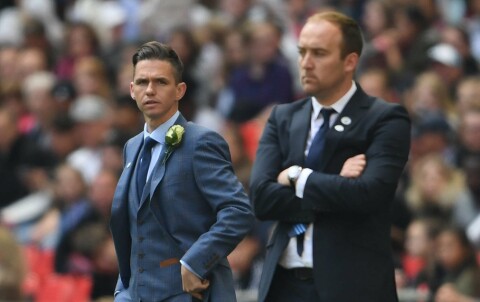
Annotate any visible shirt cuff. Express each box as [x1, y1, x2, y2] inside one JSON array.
[[180, 259, 203, 279], [296, 168, 313, 198]]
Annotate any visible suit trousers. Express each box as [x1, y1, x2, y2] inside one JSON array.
[[265, 266, 319, 302]]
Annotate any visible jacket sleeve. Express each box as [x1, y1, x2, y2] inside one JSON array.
[[250, 106, 316, 223], [180, 130, 255, 278]]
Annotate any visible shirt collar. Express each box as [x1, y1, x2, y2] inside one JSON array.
[[311, 81, 357, 119], [143, 111, 180, 144]]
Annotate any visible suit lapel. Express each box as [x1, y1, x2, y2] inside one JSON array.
[[147, 148, 167, 202], [290, 100, 312, 165], [111, 133, 143, 218], [110, 132, 143, 284], [319, 87, 373, 171], [140, 114, 189, 208]]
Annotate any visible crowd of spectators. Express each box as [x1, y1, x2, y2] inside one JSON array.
[[1, 0, 480, 301]]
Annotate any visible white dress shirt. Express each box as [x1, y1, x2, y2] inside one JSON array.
[[279, 81, 356, 269]]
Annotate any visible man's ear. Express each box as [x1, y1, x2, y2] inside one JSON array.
[[176, 82, 187, 101], [344, 53, 359, 73], [130, 82, 135, 100]]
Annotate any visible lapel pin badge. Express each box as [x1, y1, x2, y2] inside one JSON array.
[[334, 125, 345, 132], [126, 162, 132, 169], [341, 116, 352, 125]]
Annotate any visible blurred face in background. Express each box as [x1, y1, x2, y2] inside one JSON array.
[[441, 27, 470, 58], [22, 73, 57, 125], [0, 47, 19, 83], [436, 231, 468, 271], [417, 157, 448, 201], [17, 48, 48, 81], [168, 29, 197, 66], [362, 0, 391, 38], [75, 119, 109, 148], [221, 0, 251, 21], [358, 68, 393, 102], [249, 22, 280, 65], [405, 221, 432, 258], [73, 56, 109, 98], [67, 24, 97, 58], [223, 30, 247, 68], [456, 78, 480, 115], [408, 72, 448, 116], [89, 170, 118, 217], [54, 165, 86, 203], [460, 111, 480, 152]]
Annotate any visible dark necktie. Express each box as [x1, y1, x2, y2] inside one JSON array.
[[304, 108, 336, 169], [136, 137, 156, 200], [290, 108, 336, 256]]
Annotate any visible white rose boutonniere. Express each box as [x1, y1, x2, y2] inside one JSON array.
[[162, 124, 185, 165]]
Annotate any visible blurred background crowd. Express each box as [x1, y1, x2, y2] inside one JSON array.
[[0, 0, 480, 301]]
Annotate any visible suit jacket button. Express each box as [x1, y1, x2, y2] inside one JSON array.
[[138, 253, 145, 259], [139, 268, 144, 273], [139, 236, 144, 242]]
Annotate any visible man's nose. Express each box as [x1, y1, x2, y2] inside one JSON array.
[[300, 53, 313, 69], [146, 81, 155, 94]]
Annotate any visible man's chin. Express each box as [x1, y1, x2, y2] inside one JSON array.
[[301, 85, 317, 96]]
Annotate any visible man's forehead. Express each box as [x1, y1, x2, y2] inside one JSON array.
[[133, 61, 173, 78], [301, 22, 339, 37]]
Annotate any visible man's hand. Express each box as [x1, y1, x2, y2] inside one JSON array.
[[277, 168, 290, 186], [340, 154, 366, 178], [181, 265, 210, 300]]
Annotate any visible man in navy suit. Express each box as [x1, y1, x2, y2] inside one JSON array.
[[250, 11, 411, 302], [110, 41, 254, 302]]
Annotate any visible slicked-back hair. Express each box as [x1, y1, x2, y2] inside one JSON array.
[[307, 11, 363, 59], [132, 41, 184, 83]]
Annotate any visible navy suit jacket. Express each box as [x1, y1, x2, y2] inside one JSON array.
[[250, 86, 411, 302], [110, 114, 254, 301]]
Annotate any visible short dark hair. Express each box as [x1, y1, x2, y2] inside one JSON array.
[[307, 11, 363, 59], [132, 41, 184, 83]]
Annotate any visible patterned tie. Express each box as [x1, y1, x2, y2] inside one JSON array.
[[290, 108, 336, 256], [136, 137, 157, 200]]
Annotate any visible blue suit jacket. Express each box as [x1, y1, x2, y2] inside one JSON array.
[[110, 114, 254, 301]]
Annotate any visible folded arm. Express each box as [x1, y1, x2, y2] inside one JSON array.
[[301, 105, 410, 213]]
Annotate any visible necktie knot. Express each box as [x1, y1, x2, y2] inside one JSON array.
[[143, 137, 157, 151], [320, 108, 336, 128]]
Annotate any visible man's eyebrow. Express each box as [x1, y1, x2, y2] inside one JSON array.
[[134, 76, 169, 82], [298, 46, 326, 51]]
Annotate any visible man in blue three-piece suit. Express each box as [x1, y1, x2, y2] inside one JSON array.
[[250, 11, 411, 302], [110, 41, 254, 302]]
